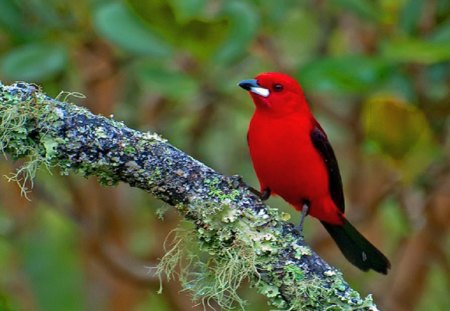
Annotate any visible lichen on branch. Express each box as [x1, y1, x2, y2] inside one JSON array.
[[0, 82, 379, 310]]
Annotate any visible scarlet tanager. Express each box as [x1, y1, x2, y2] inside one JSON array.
[[239, 72, 390, 274]]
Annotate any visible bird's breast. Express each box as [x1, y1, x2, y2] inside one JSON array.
[[248, 113, 329, 207]]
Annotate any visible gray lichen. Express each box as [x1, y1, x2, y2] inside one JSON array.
[[0, 81, 379, 310]]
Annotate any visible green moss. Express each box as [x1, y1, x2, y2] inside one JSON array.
[[151, 167, 162, 180], [156, 221, 368, 310], [123, 145, 136, 155], [284, 264, 305, 283], [97, 169, 120, 186], [158, 199, 277, 309], [260, 283, 280, 298], [204, 177, 241, 202], [158, 195, 377, 310], [293, 243, 312, 259], [155, 228, 191, 293], [55, 90, 86, 103], [0, 93, 55, 198], [142, 131, 167, 143], [155, 205, 170, 220], [156, 222, 258, 310]]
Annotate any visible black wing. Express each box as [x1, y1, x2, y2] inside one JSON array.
[[310, 123, 345, 212]]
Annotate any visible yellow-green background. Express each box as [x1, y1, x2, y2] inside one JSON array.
[[0, 0, 449, 310]]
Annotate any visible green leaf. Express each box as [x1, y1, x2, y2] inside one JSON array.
[[254, 0, 294, 24], [399, 0, 424, 34], [135, 62, 197, 100], [169, 0, 205, 23], [298, 56, 391, 94], [20, 208, 84, 311], [26, 0, 62, 28], [93, 2, 172, 57], [429, 19, 450, 43], [278, 10, 320, 67], [214, 1, 259, 65], [332, 0, 381, 22], [0, 43, 67, 81], [381, 38, 450, 64], [362, 96, 438, 182], [0, 0, 23, 32], [436, 0, 450, 19]]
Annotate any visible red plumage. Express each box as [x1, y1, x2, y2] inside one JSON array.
[[248, 101, 341, 225], [240, 72, 390, 274]]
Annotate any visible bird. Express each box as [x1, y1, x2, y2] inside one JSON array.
[[238, 72, 390, 274]]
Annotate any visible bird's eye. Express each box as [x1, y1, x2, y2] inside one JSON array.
[[273, 84, 284, 92]]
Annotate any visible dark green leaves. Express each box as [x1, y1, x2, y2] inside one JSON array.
[[381, 38, 450, 64], [362, 96, 438, 182], [135, 62, 197, 99], [20, 209, 84, 311], [169, 0, 205, 23], [93, 2, 172, 57], [1, 43, 67, 81], [299, 56, 390, 94], [332, 0, 381, 23], [399, 0, 424, 34], [214, 1, 259, 65], [0, 0, 23, 32]]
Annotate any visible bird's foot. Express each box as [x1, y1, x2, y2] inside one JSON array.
[[260, 188, 271, 201], [249, 187, 271, 201], [295, 203, 310, 234], [229, 174, 245, 189], [230, 175, 271, 201]]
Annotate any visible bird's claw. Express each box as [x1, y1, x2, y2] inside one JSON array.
[[260, 188, 271, 201], [229, 174, 245, 189], [229, 175, 271, 202], [248, 187, 271, 201]]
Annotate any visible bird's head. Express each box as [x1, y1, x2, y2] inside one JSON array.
[[238, 72, 309, 116]]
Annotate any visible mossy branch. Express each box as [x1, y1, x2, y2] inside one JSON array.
[[0, 82, 379, 310]]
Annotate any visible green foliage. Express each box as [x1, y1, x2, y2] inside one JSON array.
[[169, 0, 205, 23], [332, 0, 382, 23], [382, 37, 450, 64], [417, 264, 450, 311], [1, 44, 67, 81], [213, 1, 259, 65], [399, 0, 424, 34], [362, 95, 438, 182], [93, 2, 172, 57], [135, 61, 198, 100], [0, 0, 24, 33], [299, 56, 391, 94], [19, 208, 84, 311], [0, 94, 45, 196]]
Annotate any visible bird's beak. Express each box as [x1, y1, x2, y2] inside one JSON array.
[[238, 79, 270, 98]]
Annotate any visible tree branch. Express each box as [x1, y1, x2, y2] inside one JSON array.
[[0, 82, 379, 310]]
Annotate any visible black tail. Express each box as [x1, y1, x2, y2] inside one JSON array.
[[321, 218, 391, 274]]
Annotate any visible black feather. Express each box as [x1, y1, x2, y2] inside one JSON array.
[[311, 122, 390, 274], [321, 218, 391, 274], [310, 125, 345, 212]]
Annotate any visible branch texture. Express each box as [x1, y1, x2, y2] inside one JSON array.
[[0, 82, 378, 310]]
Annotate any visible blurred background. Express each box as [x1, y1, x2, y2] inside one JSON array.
[[0, 0, 449, 310]]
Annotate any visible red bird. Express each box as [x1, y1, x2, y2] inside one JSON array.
[[239, 72, 390, 274]]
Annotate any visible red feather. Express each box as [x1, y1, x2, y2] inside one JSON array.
[[248, 109, 343, 225], [241, 72, 390, 274]]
